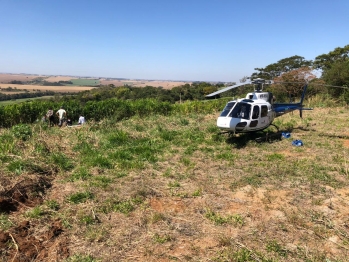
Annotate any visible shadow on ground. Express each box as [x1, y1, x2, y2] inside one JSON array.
[[223, 125, 314, 149]]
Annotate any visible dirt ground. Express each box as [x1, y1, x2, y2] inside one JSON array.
[[0, 175, 69, 261]]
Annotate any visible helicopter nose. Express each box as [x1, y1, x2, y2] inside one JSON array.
[[235, 122, 247, 132]]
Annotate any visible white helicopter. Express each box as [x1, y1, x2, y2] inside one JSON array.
[[206, 78, 312, 134]]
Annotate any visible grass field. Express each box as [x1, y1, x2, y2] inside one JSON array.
[[0, 106, 349, 261], [69, 78, 100, 86], [0, 96, 54, 106]]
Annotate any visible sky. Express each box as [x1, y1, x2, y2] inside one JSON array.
[[1, 0, 348, 83]]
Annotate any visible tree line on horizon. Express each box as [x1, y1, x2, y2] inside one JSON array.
[[71, 44, 349, 104]]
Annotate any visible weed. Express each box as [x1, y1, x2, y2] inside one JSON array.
[[84, 225, 108, 242], [64, 254, 100, 262], [160, 129, 178, 141], [267, 153, 284, 161], [67, 191, 94, 204], [25, 206, 44, 218], [11, 124, 32, 141], [205, 209, 232, 225], [180, 157, 191, 166], [0, 214, 14, 231], [150, 212, 166, 224], [69, 167, 92, 181], [45, 200, 60, 211], [51, 152, 74, 171], [168, 181, 181, 188], [89, 176, 112, 189], [266, 240, 288, 257], [7, 160, 25, 175], [99, 199, 134, 214], [192, 189, 202, 197], [85, 154, 113, 169], [153, 233, 172, 244]]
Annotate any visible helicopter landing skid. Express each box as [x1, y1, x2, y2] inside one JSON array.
[[255, 124, 281, 143]]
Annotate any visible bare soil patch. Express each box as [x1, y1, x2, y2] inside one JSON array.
[[0, 174, 69, 261]]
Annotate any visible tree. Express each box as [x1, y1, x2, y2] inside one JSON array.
[[322, 59, 349, 97], [252, 55, 313, 80], [270, 67, 316, 101], [313, 45, 349, 71]]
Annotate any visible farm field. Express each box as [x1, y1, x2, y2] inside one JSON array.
[[0, 84, 95, 93], [0, 105, 349, 261], [0, 73, 190, 89], [0, 96, 54, 106]]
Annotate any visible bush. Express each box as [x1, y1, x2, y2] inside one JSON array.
[[11, 124, 32, 141]]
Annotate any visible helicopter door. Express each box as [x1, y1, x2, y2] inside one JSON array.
[[249, 105, 260, 127], [257, 105, 269, 129]]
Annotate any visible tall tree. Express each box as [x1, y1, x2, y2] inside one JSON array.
[[322, 60, 349, 97], [252, 55, 313, 79], [270, 67, 316, 101], [313, 44, 349, 71]]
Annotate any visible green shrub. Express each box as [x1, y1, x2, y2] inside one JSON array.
[[11, 124, 32, 141]]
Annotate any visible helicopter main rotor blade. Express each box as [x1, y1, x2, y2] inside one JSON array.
[[205, 81, 252, 98]]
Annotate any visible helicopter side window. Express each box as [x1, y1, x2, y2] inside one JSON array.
[[252, 106, 260, 119], [220, 102, 235, 117], [261, 105, 268, 117]]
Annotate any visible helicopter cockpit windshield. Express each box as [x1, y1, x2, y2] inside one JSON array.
[[219, 102, 236, 117], [229, 102, 251, 120]]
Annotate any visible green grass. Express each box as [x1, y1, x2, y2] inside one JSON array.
[[68, 79, 100, 86], [0, 96, 54, 106], [1, 106, 349, 261]]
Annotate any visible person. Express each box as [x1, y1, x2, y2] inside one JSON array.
[[239, 105, 247, 118], [46, 108, 54, 127], [67, 118, 73, 126], [56, 106, 67, 127], [78, 115, 86, 125]]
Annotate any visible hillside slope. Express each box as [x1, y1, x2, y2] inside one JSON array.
[[1, 107, 349, 261]]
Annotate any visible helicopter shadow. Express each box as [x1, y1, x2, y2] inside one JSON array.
[[224, 125, 315, 149]]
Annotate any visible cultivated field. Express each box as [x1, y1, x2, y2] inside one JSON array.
[[0, 84, 95, 93], [0, 74, 41, 83], [0, 73, 189, 89], [1, 105, 349, 261]]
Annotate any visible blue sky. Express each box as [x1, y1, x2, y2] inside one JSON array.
[[1, 0, 348, 82]]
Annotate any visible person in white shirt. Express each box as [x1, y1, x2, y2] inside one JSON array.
[[56, 106, 67, 127], [78, 115, 86, 125]]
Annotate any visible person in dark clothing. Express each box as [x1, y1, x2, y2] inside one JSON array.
[[46, 108, 54, 127]]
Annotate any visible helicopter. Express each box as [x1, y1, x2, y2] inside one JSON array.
[[205, 78, 312, 134]]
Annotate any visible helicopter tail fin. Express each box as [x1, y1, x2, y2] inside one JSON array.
[[299, 83, 308, 105], [299, 84, 309, 118]]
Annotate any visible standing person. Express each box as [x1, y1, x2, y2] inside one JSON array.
[[56, 106, 67, 127], [46, 108, 54, 127], [78, 115, 86, 125]]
